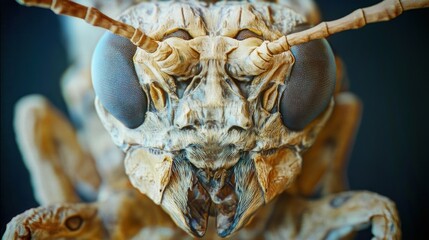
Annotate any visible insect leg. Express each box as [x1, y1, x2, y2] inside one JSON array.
[[14, 95, 101, 204], [265, 191, 400, 239], [3, 202, 104, 239], [302, 191, 400, 239]]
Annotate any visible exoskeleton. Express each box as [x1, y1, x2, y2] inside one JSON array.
[[3, 0, 429, 239]]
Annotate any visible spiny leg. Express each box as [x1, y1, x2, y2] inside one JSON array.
[[14, 95, 100, 204], [266, 191, 400, 240]]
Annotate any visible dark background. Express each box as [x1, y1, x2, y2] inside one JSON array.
[[1, 0, 429, 238]]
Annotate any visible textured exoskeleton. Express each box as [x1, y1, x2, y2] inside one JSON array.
[[4, 0, 428, 239]]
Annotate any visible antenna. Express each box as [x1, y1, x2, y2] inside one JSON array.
[[265, 0, 429, 55], [17, 0, 159, 52]]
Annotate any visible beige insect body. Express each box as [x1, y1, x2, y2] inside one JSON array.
[[3, 0, 428, 239]]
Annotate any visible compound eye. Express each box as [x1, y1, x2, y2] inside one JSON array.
[[162, 29, 193, 41], [279, 38, 336, 131], [92, 32, 147, 129], [235, 29, 263, 41]]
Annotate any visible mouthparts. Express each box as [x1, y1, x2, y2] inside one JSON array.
[[161, 153, 265, 237]]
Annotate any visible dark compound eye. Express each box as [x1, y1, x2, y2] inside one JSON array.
[[234, 29, 263, 41], [279, 38, 336, 131], [162, 29, 193, 41], [92, 32, 147, 129]]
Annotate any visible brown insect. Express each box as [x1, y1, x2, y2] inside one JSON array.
[[3, 0, 428, 239]]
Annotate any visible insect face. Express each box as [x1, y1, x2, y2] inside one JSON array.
[[93, 2, 334, 237]]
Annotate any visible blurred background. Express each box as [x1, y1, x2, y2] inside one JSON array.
[[1, 0, 429, 238]]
